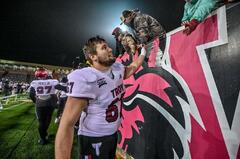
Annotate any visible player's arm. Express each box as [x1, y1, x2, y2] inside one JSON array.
[[29, 87, 36, 103], [55, 84, 68, 92], [55, 96, 88, 159], [124, 46, 146, 79]]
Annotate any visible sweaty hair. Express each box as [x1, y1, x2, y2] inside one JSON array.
[[82, 36, 106, 64]]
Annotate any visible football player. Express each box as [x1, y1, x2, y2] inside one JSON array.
[[29, 68, 59, 145], [55, 36, 146, 159], [54, 76, 68, 124]]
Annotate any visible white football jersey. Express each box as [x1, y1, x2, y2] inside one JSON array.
[[67, 62, 126, 137], [30, 79, 59, 97]]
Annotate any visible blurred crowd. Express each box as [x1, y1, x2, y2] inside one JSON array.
[[0, 61, 71, 96], [0, 79, 29, 96]]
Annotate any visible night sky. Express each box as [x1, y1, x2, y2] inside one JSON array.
[[0, 0, 184, 67]]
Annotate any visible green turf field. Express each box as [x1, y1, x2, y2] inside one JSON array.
[[0, 98, 79, 159], [0, 95, 133, 159]]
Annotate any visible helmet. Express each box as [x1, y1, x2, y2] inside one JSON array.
[[35, 68, 48, 78], [60, 76, 68, 83]]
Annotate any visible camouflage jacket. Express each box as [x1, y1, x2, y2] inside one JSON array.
[[130, 11, 166, 44]]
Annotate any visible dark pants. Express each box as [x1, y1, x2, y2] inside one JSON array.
[[56, 97, 67, 117], [35, 99, 55, 140], [78, 132, 118, 159]]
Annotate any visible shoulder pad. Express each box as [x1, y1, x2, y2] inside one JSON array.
[[68, 68, 98, 83], [112, 62, 124, 71]]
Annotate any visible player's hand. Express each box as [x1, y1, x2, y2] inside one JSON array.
[[183, 26, 191, 35], [137, 44, 145, 48], [183, 19, 200, 35], [181, 21, 189, 26]]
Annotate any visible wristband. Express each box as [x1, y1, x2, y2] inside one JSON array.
[[140, 47, 146, 56]]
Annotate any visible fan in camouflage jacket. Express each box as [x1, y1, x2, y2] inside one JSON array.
[[121, 9, 166, 44]]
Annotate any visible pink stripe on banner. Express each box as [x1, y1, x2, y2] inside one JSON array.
[[169, 15, 229, 158]]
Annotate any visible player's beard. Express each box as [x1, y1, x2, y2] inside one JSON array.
[[98, 56, 116, 67]]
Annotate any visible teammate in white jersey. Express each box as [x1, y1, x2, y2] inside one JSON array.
[[54, 76, 68, 124], [55, 36, 146, 159], [29, 68, 59, 145]]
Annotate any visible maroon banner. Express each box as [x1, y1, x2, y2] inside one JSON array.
[[117, 6, 240, 159]]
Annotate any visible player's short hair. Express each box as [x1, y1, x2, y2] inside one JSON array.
[[82, 36, 106, 64]]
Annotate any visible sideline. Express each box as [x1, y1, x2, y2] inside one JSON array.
[[0, 101, 31, 111]]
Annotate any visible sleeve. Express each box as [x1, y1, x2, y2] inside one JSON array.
[[53, 80, 59, 86], [191, 0, 217, 22], [30, 81, 35, 88], [138, 16, 151, 35], [67, 71, 97, 99], [55, 84, 67, 92], [29, 87, 36, 103], [181, 3, 190, 22], [134, 15, 151, 43]]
